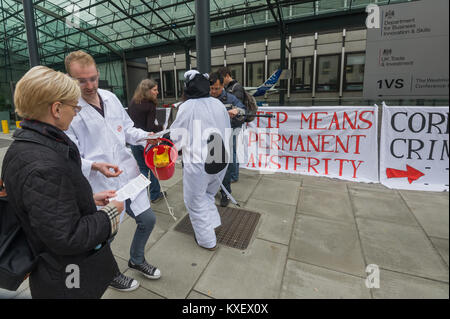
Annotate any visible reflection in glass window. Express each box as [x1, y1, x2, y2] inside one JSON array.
[[177, 70, 185, 98], [317, 55, 340, 92], [163, 71, 175, 98], [247, 62, 264, 87], [228, 64, 243, 85], [345, 53, 365, 91], [149, 72, 161, 98], [268, 60, 280, 77], [292, 57, 312, 91]]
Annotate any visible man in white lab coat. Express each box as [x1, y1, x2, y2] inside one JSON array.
[[170, 70, 231, 250], [65, 51, 161, 292]]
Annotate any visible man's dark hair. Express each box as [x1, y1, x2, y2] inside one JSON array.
[[217, 66, 231, 78], [209, 72, 224, 85]]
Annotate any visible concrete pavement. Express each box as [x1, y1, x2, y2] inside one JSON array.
[[0, 135, 448, 299]]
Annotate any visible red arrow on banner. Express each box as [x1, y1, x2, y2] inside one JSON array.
[[386, 165, 425, 184]]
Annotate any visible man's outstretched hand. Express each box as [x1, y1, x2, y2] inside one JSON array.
[[92, 162, 123, 177]]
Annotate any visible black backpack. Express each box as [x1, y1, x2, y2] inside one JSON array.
[[243, 91, 258, 122], [0, 179, 37, 291], [230, 82, 258, 122]]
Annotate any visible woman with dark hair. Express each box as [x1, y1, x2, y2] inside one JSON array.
[[128, 79, 166, 203]]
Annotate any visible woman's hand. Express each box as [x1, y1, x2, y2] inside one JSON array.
[[228, 108, 239, 118], [110, 200, 124, 213], [93, 190, 116, 206], [146, 132, 159, 145]]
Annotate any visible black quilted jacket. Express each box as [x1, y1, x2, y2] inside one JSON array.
[[1, 120, 119, 299]]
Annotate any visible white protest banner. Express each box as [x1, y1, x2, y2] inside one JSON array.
[[239, 106, 379, 183], [380, 103, 449, 191]]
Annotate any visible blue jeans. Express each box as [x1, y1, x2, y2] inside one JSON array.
[[231, 135, 239, 182], [125, 199, 156, 265], [130, 145, 161, 200]]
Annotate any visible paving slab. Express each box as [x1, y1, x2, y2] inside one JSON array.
[[150, 182, 188, 220], [399, 189, 449, 203], [298, 188, 354, 223], [244, 198, 296, 245], [102, 286, 163, 299], [357, 218, 449, 283], [430, 237, 449, 266], [372, 269, 449, 299], [347, 181, 391, 192], [127, 231, 215, 299], [159, 163, 183, 188], [259, 171, 303, 182], [110, 211, 174, 262], [195, 239, 288, 299], [400, 192, 449, 239], [301, 175, 349, 193], [251, 177, 301, 206], [186, 290, 213, 299], [349, 188, 418, 227], [280, 259, 371, 299], [226, 174, 261, 202], [289, 214, 367, 277]]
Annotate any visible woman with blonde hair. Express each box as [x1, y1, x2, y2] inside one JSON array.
[[1, 66, 123, 298], [128, 78, 165, 203]]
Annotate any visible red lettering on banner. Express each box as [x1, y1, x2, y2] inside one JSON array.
[[271, 134, 281, 150], [314, 112, 328, 130], [282, 135, 293, 151], [308, 157, 320, 174], [276, 112, 288, 128], [258, 133, 268, 149], [307, 136, 320, 152], [323, 158, 331, 175], [343, 112, 357, 130], [295, 136, 305, 152], [270, 155, 281, 169], [358, 111, 374, 129], [335, 135, 350, 153], [335, 158, 350, 176], [350, 160, 364, 178], [351, 135, 366, 155], [246, 153, 365, 179], [329, 113, 341, 130], [321, 135, 335, 152], [255, 111, 265, 128], [300, 113, 314, 129], [249, 131, 258, 147], [247, 153, 256, 168], [294, 156, 306, 171]]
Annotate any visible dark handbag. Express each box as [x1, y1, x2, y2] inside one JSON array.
[[0, 181, 38, 291]]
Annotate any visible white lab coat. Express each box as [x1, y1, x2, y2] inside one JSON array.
[[170, 97, 231, 248], [66, 89, 150, 216]]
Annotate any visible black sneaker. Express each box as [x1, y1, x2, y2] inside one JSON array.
[[109, 272, 139, 292], [128, 260, 161, 280], [151, 191, 167, 204], [220, 195, 230, 207]]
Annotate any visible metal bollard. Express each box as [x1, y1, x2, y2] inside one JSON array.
[[1, 120, 9, 134]]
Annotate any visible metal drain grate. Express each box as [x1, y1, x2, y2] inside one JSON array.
[[174, 206, 260, 250]]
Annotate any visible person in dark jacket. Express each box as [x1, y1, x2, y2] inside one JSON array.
[[128, 78, 166, 203], [2, 65, 123, 299], [209, 72, 246, 207], [217, 67, 245, 183]]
